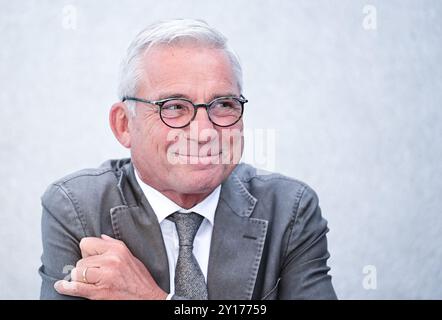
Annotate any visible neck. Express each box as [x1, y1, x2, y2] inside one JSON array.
[[133, 168, 214, 209], [160, 190, 211, 209]]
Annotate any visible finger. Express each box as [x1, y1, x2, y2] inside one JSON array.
[[54, 280, 96, 299], [76, 254, 105, 269], [71, 266, 101, 284], [101, 234, 116, 241], [80, 237, 111, 258], [100, 234, 128, 252]]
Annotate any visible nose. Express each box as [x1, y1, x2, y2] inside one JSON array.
[[187, 105, 216, 145], [192, 105, 214, 130]]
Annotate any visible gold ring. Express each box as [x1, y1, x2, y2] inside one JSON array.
[[82, 267, 89, 284]]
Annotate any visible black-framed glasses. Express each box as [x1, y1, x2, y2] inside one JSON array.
[[122, 95, 248, 128]]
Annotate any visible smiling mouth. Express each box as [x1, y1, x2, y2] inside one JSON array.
[[176, 151, 222, 158]]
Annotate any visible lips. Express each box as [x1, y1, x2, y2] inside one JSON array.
[[176, 151, 222, 157]]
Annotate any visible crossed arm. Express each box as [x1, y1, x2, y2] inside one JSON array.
[[39, 184, 166, 300], [40, 183, 336, 300], [53, 234, 166, 299]]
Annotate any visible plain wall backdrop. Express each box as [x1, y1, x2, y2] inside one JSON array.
[[1, 0, 441, 299]]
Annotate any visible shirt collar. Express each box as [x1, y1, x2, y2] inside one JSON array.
[[134, 169, 220, 226]]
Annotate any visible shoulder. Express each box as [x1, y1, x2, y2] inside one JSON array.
[[41, 159, 130, 225], [233, 163, 319, 204], [230, 163, 322, 228], [48, 159, 127, 189]]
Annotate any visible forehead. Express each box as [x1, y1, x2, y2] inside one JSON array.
[[139, 44, 238, 97]]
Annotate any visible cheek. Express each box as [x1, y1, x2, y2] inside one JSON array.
[[132, 119, 171, 154], [218, 124, 244, 157]]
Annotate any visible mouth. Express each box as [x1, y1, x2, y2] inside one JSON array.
[[171, 151, 223, 165], [176, 151, 222, 157]]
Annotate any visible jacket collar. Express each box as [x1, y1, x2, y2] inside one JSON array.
[[111, 161, 267, 299]]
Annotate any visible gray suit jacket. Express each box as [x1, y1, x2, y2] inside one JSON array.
[[39, 158, 337, 299]]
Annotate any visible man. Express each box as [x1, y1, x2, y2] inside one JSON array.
[[39, 19, 337, 300]]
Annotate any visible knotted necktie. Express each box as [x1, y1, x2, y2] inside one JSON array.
[[167, 211, 208, 299]]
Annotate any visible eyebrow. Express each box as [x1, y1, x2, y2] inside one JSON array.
[[156, 92, 239, 101]]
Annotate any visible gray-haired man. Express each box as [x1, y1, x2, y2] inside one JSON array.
[[39, 19, 337, 300]]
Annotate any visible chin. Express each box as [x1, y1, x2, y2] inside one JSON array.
[[172, 164, 230, 194]]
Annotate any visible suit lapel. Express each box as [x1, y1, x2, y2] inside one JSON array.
[[109, 163, 170, 293], [108, 161, 268, 299], [207, 171, 268, 299]]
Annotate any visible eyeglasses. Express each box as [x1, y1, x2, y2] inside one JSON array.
[[122, 95, 248, 128]]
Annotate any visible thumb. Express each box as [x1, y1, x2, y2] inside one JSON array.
[[101, 234, 115, 241]]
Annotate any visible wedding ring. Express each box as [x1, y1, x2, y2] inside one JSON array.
[[82, 267, 89, 284]]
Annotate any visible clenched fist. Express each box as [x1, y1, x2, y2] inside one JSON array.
[[54, 234, 167, 300]]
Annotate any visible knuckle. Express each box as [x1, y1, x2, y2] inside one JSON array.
[[112, 243, 128, 256], [75, 259, 84, 268], [115, 240, 127, 250], [79, 237, 90, 250], [108, 254, 123, 266], [70, 267, 78, 281]]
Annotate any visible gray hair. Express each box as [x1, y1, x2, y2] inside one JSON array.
[[118, 19, 243, 115]]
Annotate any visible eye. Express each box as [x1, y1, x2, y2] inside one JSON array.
[[163, 104, 184, 110], [213, 101, 235, 109], [160, 100, 192, 119]]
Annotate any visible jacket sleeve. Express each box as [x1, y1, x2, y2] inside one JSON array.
[[278, 185, 337, 299], [39, 184, 86, 299]]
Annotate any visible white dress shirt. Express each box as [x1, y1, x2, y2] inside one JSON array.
[[134, 170, 221, 299]]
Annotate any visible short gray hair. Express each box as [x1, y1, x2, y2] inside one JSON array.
[[118, 19, 243, 115]]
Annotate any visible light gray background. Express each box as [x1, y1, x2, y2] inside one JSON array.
[[1, 0, 441, 299]]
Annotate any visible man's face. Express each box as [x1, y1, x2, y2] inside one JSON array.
[[128, 44, 243, 196]]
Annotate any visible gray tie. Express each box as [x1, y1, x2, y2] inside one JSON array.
[[167, 211, 208, 299]]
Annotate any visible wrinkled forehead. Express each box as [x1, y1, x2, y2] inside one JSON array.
[[138, 43, 239, 95]]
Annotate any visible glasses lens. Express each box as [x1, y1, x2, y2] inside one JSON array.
[[160, 99, 194, 128], [209, 98, 243, 126]]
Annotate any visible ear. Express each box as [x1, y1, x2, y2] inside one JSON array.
[[109, 102, 132, 148]]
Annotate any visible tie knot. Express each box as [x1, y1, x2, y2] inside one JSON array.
[[167, 211, 204, 247]]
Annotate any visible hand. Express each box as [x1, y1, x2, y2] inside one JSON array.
[[54, 234, 167, 300]]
